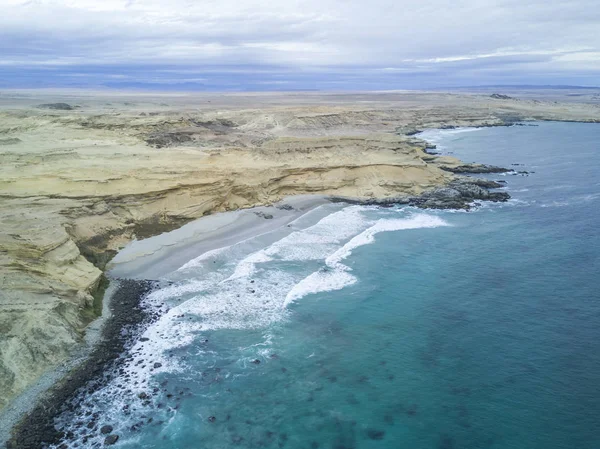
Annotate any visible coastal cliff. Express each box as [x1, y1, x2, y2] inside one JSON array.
[[1, 91, 599, 411]]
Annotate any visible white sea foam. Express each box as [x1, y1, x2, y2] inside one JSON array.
[[284, 269, 358, 306], [540, 192, 599, 208], [51, 206, 451, 448], [417, 127, 485, 150], [176, 245, 232, 271], [285, 213, 449, 305]]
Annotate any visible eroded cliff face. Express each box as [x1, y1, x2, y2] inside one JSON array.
[[1, 91, 599, 409]]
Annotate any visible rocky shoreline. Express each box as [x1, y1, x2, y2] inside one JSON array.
[[6, 280, 159, 449], [5, 168, 512, 448], [335, 165, 512, 210]]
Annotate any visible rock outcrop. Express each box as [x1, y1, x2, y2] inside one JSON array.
[[490, 93, 514, 100], [36, 103, 74, 110]]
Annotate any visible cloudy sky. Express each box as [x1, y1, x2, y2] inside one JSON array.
[[1, 0, 599, 89]]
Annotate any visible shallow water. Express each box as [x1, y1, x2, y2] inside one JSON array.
[[54, 122, 600, 449]]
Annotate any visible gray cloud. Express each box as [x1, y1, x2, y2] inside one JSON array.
[[1, 0, 599, 88]]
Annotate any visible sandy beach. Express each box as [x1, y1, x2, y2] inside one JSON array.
[[108, 195, 333, 280]]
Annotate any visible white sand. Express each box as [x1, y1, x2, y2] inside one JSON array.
[[108, 195, 331, 280]]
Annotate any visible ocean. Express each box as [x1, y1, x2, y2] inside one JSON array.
[[51, 122, 600, 449]]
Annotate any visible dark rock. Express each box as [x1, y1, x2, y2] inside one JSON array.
[[191, 118, 236, 130], [104, 434, 119, 445], [366, 429, 385, 440], [251, 359, 261, 364], [490, 93, 513, 100], [424, 145, 440, 155], [100, 425, 113, 434], [406, 177, 510, 210], [438, 434, 455, 449], [37, 103, 74, 110], [137, 392, 148, 399], [255, 211, 274, 219], [277, 204, 295, 211], [440, 164, 511, 174], [466, 179, 505, 189], [153, 362, 162, 369], [399, 127, 422, 136], [145, 131, 193, 148], [208, 416, 216, 423]]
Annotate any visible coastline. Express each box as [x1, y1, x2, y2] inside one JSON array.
[[6, 279, 159, 449], [3, 195, 336, 448], [0, 92, 589, 444], [0, 280, 116, 447], [1, 137, 514, 448]]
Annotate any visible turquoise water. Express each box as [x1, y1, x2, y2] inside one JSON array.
[[55, 122, 600, 449]]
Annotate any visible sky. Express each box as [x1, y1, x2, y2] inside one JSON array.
[[1, 0, 599, 90]]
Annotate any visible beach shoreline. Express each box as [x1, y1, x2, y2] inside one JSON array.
[[1, 177, 511, 448], [108, 195, 333, 280], [1, 195, 325, 447]]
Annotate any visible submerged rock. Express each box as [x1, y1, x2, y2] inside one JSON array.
[[366, 429, 386, 440], [406, 404, 418, 416], [104, 434, 119, 445], [100, 425, 113, 434], [438, 434, 455, 449]]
